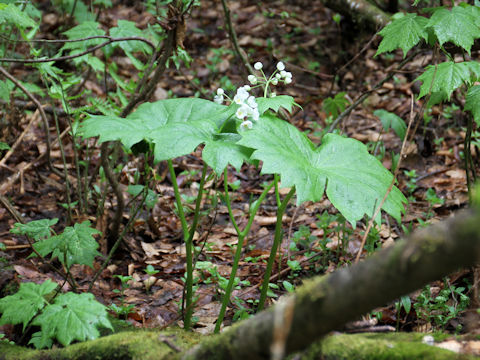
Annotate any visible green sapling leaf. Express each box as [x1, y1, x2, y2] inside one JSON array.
[[10, 218, 58, 241], [465, 85, 480, 126], [374, 109, 406, 140], [31, 292, 112, 348], [238, 114, 406, 226], [427, 6, 480, 55], [0, 4, 36, 29], [376, 13, 428, 57], [416, 61, 480, 100], [33, 221, 101, 268], [0, 280, 58, 330], [323, 92, 349, 118], [110, 20, 151, 54]]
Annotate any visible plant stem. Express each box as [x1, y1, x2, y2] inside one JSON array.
[[258, 186, 295, 311], [167, 159, 193, 329], [183, 163, 208, 329], [214, 170, 274, 333]]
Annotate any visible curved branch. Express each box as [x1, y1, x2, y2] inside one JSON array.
[[0, 36, 155, 64]]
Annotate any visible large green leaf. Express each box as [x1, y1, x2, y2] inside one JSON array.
[[31, 292, 112, 348], [465, 85, 480, 126], [376, 13, 428, 57], [81, 98, 251, 174], [427, 6, 480, 54], [10, 218, 58, 241], [416, 61, 479, 100], [238, 115, 406, 225], [33, 221, 101, 268], [256, 95, 297, 115], [0, 280, 57, 330]]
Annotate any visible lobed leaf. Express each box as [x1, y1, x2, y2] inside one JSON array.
[[0, 4, 36, 29], [31, 292, 112, 348], [416, 61, 479, 100], [427, 6, 480, 55], [33, 221, 101, 268], [0, 280, 57, 330], [81, 98, 251, 174], [238, 115, 406, 226], [256, 95, 297, 115], [10, 218, 58, 241], [376, 13, 428, 57]]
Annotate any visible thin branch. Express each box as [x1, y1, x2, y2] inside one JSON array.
[[326, 50, 421, 134], [0, 66, 63, 179], [0, 36, 155, 64]]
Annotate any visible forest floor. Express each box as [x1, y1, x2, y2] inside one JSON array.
[[0, 0, 478, 356]]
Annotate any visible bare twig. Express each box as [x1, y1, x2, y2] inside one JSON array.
[[0, 36, 155, 64], [354, 94, 415, 263], [326, 50, 420, 134], [0, 66, 63, 178]]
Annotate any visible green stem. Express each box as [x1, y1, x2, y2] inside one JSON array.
[[167, 159, 193, 329], [274, 174, 281, 207], [258, 186, 296, 311], [214, 170, 274, 333], [184, 163, 208, 327]]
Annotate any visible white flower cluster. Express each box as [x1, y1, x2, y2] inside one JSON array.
[[248, 61, 293, 88], [233, 85, 259, 130], [211, 60, 292, 130]]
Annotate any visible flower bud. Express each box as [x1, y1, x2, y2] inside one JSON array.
[[254, 62, 263, 70], [276, 61, 285, 71]]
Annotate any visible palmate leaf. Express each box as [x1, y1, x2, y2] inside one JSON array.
[[427, 6, 480, 54], [465, 85, 480, 126], [323, 92, 349, 118], [238, 115, 406, 226], [256, 95, 297, 115], [416, 61, 480, 100], [80, 98, 252, 174], [33, 221, 101, 268], [10, 218, 58, 241], [0, 280, 57, 330], [31, 292, 112, 348], [376, 13, 428, 57]]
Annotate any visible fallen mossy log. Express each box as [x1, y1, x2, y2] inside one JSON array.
[[321, 0, 391, 30], [2, 209, 480, 359], [0, 330, 473, 360], [185, 209, 480, 359]]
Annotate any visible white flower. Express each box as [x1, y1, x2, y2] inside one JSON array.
[[234, 87, 250, 104], [240, 120, 253, 130], [276, 61, 285, 71], [280, 70, 287, 78], [216, 88, 224, 96], [247, 96, 258, 108], [248, 75, 257, 85], [271, 78, 278, 85], [243, 85, 251, 91], [285, 71, 292, 79], [251, 108, 260, 121], [270, 92, 277, 98], [214, 95, 224, 104], [236, 105, 250, 119], [284, 77, 292, 84], [254, 62, 263, 70], [275, 73, 282, 79]]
